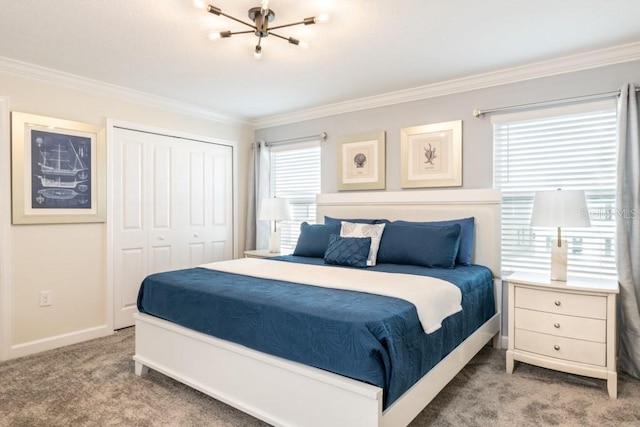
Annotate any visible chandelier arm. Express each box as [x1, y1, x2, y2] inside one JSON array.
[[268, 32, 289, 41], [268, 32, 300, 45], [226, 30, 255, 36], [215, 11, 257, 30], [268, 19, 315, 31]]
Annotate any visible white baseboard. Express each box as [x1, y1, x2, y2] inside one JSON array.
[[501, 336, 509, 349], [9, 325, 112, 359]]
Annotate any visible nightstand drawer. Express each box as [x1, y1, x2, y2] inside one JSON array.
[[515, 329, 606, 366], [515, 308, 606, 342], [515, 287, 606, 319]]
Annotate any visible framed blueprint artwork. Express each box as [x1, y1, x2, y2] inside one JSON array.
[[11, 112, 106, 224]]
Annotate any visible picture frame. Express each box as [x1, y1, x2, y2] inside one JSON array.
[[11, 111, 106, 224], [337, 131, 386, 191], [400, 120, 462, 188]]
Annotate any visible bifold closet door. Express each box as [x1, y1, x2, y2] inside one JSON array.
[[181, 138, 234, 266], [112, 128, 234, 329]]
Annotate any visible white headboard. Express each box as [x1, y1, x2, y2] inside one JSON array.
[[316, 189, 501, 277]]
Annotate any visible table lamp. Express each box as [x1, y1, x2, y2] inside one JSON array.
[[259, 197, 291, 253], [530, 189, 590, 281]]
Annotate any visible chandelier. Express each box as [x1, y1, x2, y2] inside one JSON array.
[[198, 0, 329, 59]]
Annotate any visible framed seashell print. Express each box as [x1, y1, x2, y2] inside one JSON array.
[[337, 131, 386, 191], [400, 120, 462, 188]]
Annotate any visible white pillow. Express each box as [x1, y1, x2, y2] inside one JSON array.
[[340, 222, 386, 266]]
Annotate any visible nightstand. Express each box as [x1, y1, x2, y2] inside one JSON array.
[[243, 249, 281, 259], [506, 272, 619, 398]]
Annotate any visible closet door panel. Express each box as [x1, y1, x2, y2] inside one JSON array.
[[122, 142, 144, 230], [148, 141, 181, 274], [188, 243, 207, 266], [151, 145, 171, 229], [113, 130, 148, 329], [120, 249, 145, 308], [189, 151, 206, 227], [184, 149, 207, 267], [211, 241, 227, 263], [209, 145, 234, 261]]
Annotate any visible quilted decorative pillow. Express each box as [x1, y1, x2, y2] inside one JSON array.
[[324, 235, 371, 268], [293, 222, 341, 258], [377, 223, 461, 268], [392, 217, 474, 265], [340, 221, 386, 266]]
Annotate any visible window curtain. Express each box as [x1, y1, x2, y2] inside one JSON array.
[[244, 142, 270, 251], [616, 83, 640, 378]]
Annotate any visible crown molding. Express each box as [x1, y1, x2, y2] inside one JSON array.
[[252, 41, 640, 129], [0, 56, 250, 126], [3, 41, 639, 131]]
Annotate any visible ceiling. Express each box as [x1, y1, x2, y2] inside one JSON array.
[[1, 0, 640, 123]]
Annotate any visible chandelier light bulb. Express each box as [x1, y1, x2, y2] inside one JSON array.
[[254, 45, 263, 59], [317, 13, 330, 24], [208, 32, 222, 41], [193, 0, 206, 9], [299, 40, 309, 50]]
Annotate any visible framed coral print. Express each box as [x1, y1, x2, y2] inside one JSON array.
[[337, 131, 386, 191], [11, 112, 106, 224], [401, 120, 462, 188]]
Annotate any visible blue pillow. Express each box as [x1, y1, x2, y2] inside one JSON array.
[[324, 235, 371, 268], [392, 217, 474, 265], [377, 223, 461, 268], [293, 222, 341, 258], [324, 216, 389, 226]]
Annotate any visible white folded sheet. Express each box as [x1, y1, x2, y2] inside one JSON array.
[[199, 258, 462, 334]]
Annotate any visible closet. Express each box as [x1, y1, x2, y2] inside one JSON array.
[[111, 126, 234, 329]]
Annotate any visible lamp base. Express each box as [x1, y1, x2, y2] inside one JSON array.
[[268, 229, 281, 253], [550, 239, 568, 281]]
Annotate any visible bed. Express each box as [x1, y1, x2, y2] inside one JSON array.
[[133, 189, 502, 427]]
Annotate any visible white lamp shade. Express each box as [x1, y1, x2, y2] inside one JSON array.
[[259, 197, 291, 221], [530, 189, 591, 228]]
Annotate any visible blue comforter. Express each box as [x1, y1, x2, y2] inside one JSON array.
[[137, 256, 495, 409]]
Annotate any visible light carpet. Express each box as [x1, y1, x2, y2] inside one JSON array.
[[1, 327, 639, 426]]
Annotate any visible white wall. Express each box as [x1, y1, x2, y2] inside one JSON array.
[[0, 71, 252, 358]]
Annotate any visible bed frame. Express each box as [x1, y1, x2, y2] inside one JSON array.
[[134, 189, 502, 427]]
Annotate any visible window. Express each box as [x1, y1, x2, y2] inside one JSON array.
[[269, 141, 322, 253], [493, 100, 617, 279]]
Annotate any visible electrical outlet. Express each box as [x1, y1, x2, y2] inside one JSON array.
[[40, 291, 53, 307]]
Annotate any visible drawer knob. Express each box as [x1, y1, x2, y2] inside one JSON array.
[[554, 323, 560, 328], [554, 345, 560, 351], [554, 300, 561, 306]]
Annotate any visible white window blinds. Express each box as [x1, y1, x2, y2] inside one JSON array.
[[493, 100, 617, 279], [270, 141, 322, 253]]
